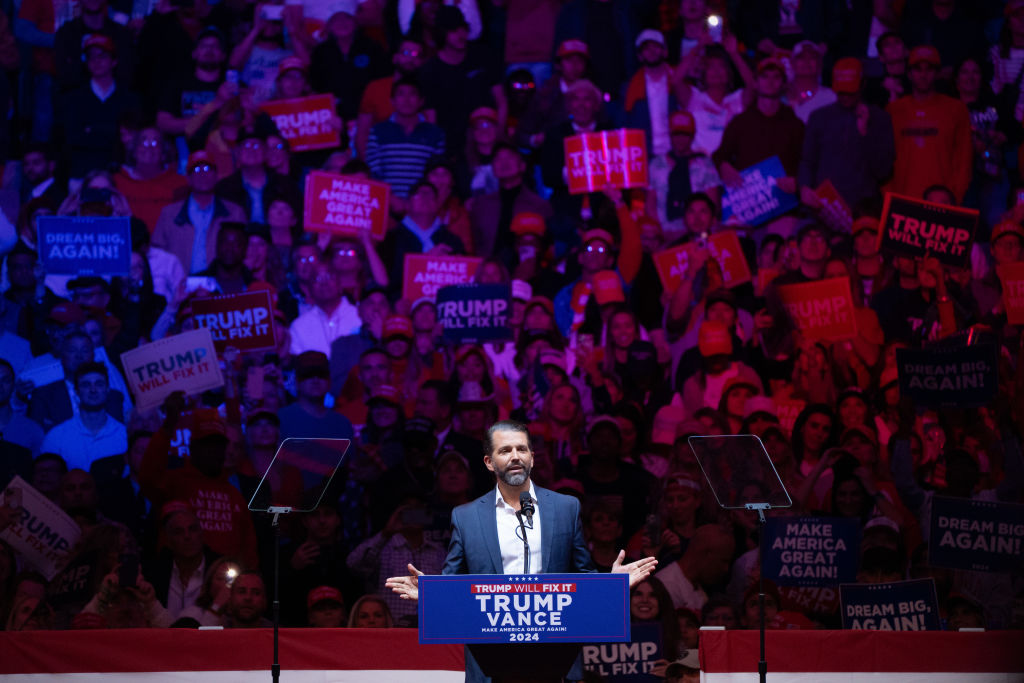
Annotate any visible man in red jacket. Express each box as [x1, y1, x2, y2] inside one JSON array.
[[139, 392, 259, 569]]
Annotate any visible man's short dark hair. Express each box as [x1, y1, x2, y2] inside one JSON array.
[[493, 141, 523, 162], [408, 180, 437, 198], [218, 221, 248, 240], [23, 142, 54, 161], [684, 192, 718, 219], [421, 379, 454, 408], [390, 76, 422, 98], [74, 361, 108, 385], [483, 419, 531, 457], [0, 358, 13, 377]]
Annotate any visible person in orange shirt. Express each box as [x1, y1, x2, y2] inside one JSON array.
[[114, 126, 187, 231], [886, 45, 972, 202]]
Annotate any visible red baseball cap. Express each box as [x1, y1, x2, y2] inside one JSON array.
[[556, 39, 590, 60], [669, 110, 696, 135], [991, 220, 1024, 244], [511, 212, 546, 237], [831, 57, 863, 94], [382, 315, 413, 340], [592, 270, 625, 305], [278, 56, 307, 75], [307, 585, 344, 609], [908, 45, 941, 67], [82, 33, 116, 55]]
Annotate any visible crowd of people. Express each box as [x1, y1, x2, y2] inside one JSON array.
[[0, 0, 1022, 670]]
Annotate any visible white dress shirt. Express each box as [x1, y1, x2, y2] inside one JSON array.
[[288, 299, 361, 357], [495, 481, 543, 574], [166, 556, 206, 621]]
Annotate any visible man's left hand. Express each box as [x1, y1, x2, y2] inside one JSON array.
[[611, 550, 658, 588]]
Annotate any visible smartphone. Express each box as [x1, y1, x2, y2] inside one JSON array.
[[645, 513, 661, 542], [261, 4, 284, 20], [118, 553, 139, 588], [225, 566, 239, 587], [706, 14, 723, 42]]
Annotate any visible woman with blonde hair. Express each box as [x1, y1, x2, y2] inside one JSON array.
[[347, 594, 394, 628]]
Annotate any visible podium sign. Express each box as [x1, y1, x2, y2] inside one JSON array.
[[418, 573, 629, 644]]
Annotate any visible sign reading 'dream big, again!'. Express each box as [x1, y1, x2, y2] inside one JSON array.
[[776, 276, 858, 341], [564, 129, 648, 194], [37, 215, 131, 276], [418, 574, 629, 644], [895, 343, 998, 408], [879, 193, 977, 268], [259, 94, 340, 152], [191, 290, 276, 353], [927, 496, 1024, 573], [304, 171, 390, 239], [121, 328, 225, 411], [840, 578, 941, 631], [403, 253, 483, 302]]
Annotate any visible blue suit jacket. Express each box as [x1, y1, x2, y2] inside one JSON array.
[[442, 485, 597, 682]]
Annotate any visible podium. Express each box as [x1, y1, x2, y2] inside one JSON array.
[[418, 573, 630, 682]]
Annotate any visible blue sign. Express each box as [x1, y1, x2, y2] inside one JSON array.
[[896, 343, 998, 408], [418, 573, 629, 644], [582, 622, 662, 682], [721, 156, 797, 226], [840, 579, 940, 631], [37, 216, 131, 276], [928, 496, 1024, 573], [763, 517, 861, 587], [436, 283, 513, 343]]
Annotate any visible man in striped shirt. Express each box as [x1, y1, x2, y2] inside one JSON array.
[[365, 77, 446, 202]]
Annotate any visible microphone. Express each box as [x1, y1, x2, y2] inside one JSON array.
[[519, 492, 535, 527]]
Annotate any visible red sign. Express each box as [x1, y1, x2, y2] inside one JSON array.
[[998, 261, 1024, 325], [563, 128, 648, 194], [815, 180, 853, 233], [191, 290, 276, 353], [651, 231, 751, 292], [259, 94, 340, 152], [402, 254, 482, 302], [773, 398, 806, 436], [776, 277, 858, 341], [303, 171, 390, 239], [755, 267, 783, 297]]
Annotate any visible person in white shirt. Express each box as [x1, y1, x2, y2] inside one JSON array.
[[654, 523, 736, 610], [40, 361, 127, 471], [289, 259, 360, 357], [676, 38, 755, 156]]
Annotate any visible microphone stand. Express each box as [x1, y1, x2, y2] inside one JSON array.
[[515, 511, 531, 574]]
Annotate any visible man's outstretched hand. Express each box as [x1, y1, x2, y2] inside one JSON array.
[[611, 551, 658, 588], [385, 563, 424, 601]]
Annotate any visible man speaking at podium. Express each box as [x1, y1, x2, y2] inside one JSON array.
[[387, 419, 657, 683]]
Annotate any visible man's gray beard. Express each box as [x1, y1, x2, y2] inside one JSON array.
[[500, 467, 530, 486]]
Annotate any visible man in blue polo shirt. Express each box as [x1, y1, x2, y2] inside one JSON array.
[[40, 361, 127, 471]]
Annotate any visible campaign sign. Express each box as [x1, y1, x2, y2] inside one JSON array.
[[776, 277, 858, 341], [774, 398, 806, 436], [997, 262, 1024, 325], [0, 476, 81, 580], [895, 343, 998, 408], [191, 290, 276, 353], [436, 284, 512, 343], [652, 230, 751, 292], [840, 579, 941, 631], [815, 180, 853, 233], [763, 517, 861, 587], [564, 129, 648, 194], [37, 215, 131, 276], [259, 94, 339, 151], [120, 328, 224, 411], [778, 585, 840, 618], [303, 171, 390, 239], [402, 253, 483, 302], [879, 193, 977, 268], [582, 622, 662, 682], [721, 156, 798, 227], [928, 496, 1024, 573], [418, 573, 629, 644]]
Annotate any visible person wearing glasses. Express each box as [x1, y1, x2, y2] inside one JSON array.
[[152, 150, 247, 275]]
